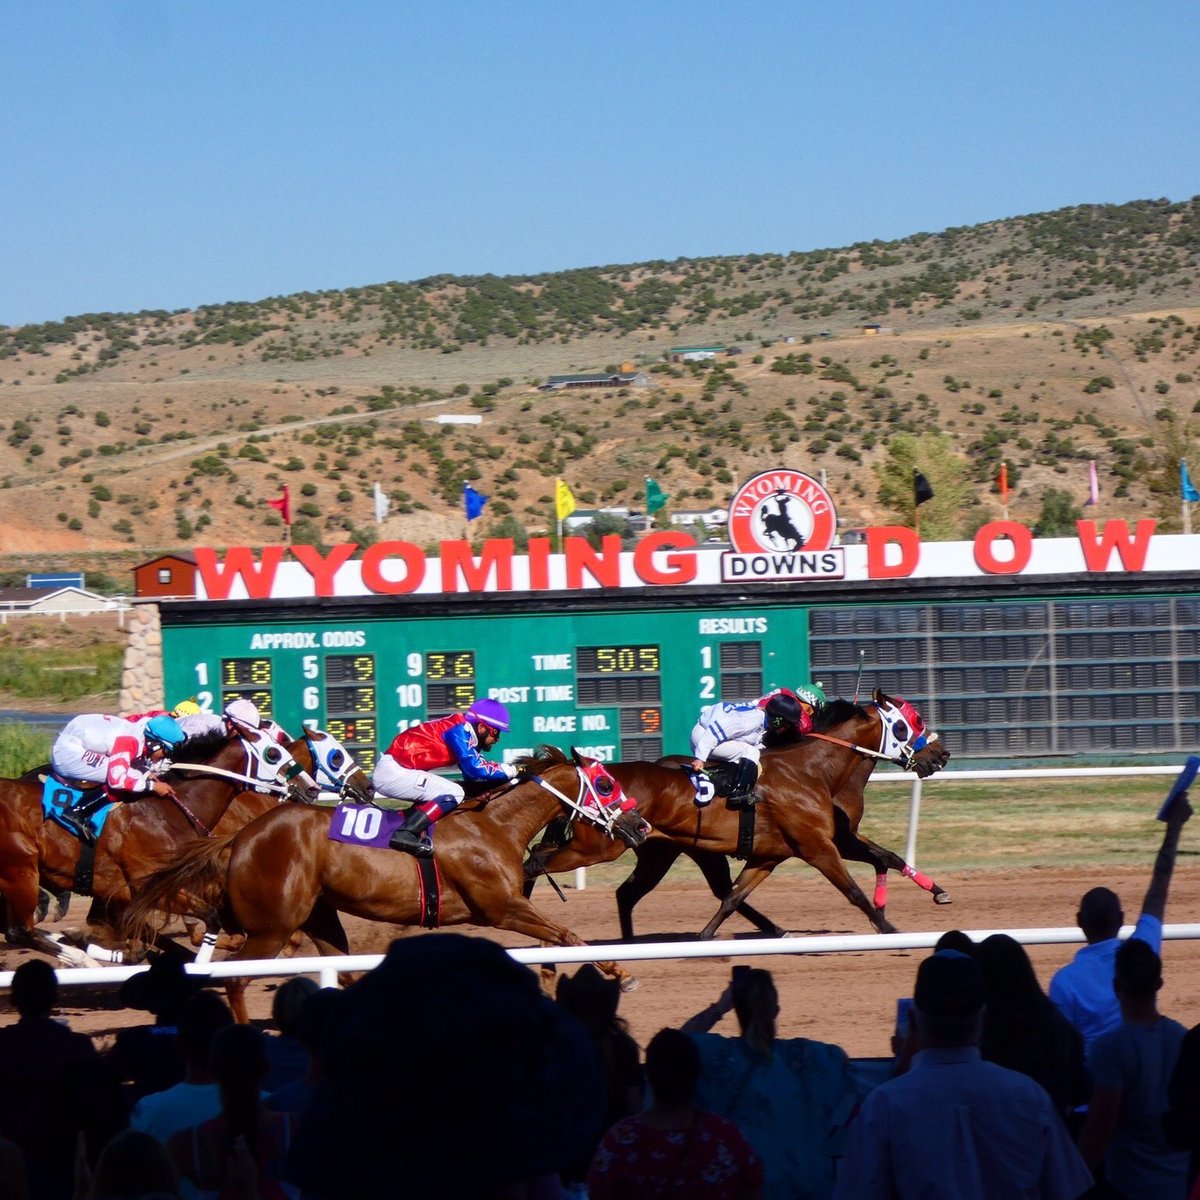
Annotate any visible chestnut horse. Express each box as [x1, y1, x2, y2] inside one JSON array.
[[0, 727, 362, 963], [525, 691, 952, 939], [123, 748, 650, 1020]]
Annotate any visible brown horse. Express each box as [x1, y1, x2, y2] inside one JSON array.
[[525, 690, 952, 939], [0, 727, 357, 963], [123, 748, 650, 1020]]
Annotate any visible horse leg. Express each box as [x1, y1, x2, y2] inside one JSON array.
[[697, 861, 782, 940], [615, 842, 682, 940], [492, 895, 639, 993], [299, 900, 349, 957], [690, 848, 787, 938], [36, 887, 71, 924], [790, 834, 899, 935], [836, 831, 952, 913], [1, 863, 94, 964], [224, 931, 294, 1023]]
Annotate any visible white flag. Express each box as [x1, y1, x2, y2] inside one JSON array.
[[373, 482, 390, 524]]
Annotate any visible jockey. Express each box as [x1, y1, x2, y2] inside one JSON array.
[[758, 681, 826, 729], [689, 692, 806, 806], [374, 698, 518, 856], [50, 713, 186, 840]]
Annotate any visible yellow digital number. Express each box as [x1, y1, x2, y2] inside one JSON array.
[[426, 653, 447, 681]]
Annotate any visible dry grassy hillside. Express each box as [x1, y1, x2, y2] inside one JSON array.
[[1, 199, 1198, 567]]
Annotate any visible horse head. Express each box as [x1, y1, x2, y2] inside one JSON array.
[[513, 747, 651, 848], [871, 688, 950, 778], [291, 728, 375, 804]]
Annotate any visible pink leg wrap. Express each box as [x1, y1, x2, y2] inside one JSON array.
[[873, 872, 888, 910], [902, 864, 936, 892]]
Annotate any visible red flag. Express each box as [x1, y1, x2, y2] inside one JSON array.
[[998, 462, 1009, 505], [266, 485, 291, 525]]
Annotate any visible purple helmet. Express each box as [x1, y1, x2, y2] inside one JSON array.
[[465, 698, 511, 732]]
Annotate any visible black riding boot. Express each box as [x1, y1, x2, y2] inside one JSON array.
[[388, 808, 435, 857], [728, 758, 760, 808], [57, 804, 96, 844]]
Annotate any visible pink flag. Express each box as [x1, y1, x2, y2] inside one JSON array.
[[1085, 460, 1099, 507]]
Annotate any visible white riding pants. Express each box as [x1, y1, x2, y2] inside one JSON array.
[[372, 756, 464, 804]]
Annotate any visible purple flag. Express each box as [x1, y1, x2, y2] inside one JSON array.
[[1085, 460, 1099, 506]]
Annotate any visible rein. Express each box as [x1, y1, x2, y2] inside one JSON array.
[[165, 792, 215, 839], [804, 731, 896, 763], [163, 761, 290, 793]]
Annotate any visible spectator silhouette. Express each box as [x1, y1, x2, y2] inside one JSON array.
[[130, 990, 234, 1143], [681, 968, 860, 1200], [1050, 798, 1191, 1052], [934, 929, 976, 956], [976, 933, 1089, 1119], [1077, 938, 1189, 1199], [834, 950, 1092, 1200], [1165, 1022, 1200, 1195], [108, 954, 202, 1103], [76, 1128, 179, 1199], [266, 989, 339, 1117], [589, 1027, 763, 1199], [167, 1024, 296, 1199], [263, 977, 319, 1093], [0, 960, 126, 1200], [0, 1135, 29, 1200], [555, 963, 643, 1197], [283, 933, 606, 1199]]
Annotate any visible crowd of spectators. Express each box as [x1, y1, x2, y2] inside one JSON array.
[[0, 795, 1194, 1199]]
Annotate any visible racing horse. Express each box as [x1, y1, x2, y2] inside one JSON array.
[[525, 690, 952, 939], [123, 748, 651, 1021], [0, 726, 365, 963]]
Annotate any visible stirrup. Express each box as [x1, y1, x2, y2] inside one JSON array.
[[58, 810, 95, 845], [388, 829, 433, 858]]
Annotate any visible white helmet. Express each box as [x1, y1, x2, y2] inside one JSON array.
[[223, 698, 261, 728]]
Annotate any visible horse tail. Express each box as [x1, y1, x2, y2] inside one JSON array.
[[124, 833, 238, 948]]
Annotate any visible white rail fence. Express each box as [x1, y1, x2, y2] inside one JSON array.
[[5, 924, 1200, 993], [0, 763, 1191, 995]]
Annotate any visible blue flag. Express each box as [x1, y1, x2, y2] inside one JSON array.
[[463, 483, 488, 522], [1183, 461, 1200, 503]]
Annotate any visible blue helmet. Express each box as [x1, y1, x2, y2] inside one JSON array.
[[465, 698, 511, 732], [144, 714, 186, 751]]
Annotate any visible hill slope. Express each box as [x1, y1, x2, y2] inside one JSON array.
[[1, 198, 1198, 567]]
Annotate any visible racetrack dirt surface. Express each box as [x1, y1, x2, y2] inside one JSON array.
[[2, 861, 1199, 1058]]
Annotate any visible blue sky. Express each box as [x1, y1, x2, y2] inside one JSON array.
[[2, 1, 1197, 327]]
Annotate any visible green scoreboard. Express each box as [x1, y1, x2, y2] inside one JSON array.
[[161, 596, 814, 770]]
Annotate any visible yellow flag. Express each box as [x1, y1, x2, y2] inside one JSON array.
[[555, 479, 577, 521]]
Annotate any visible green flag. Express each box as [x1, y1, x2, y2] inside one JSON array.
[[645, 476, 668, 514]]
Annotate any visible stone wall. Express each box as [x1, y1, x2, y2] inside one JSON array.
[[118, 603, 164, 714]]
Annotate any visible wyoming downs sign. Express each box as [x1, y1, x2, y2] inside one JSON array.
[[722, 469, 845, 582]]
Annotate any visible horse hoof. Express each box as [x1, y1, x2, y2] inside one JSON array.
[[619, 975, 641, 994], [934, 891, 953, 905]]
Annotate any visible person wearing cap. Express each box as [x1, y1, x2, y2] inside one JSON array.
[[689, 688, 816, 808], [833, 950, 1093, 1200], [374, 697, 518, 856], [50, 712, 185, 841]]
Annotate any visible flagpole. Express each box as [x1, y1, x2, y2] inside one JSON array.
[[1186, 499, 1193, 537]]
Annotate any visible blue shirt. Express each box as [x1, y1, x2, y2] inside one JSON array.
[[833, 1046, 1092, 1200], [1089, 1016, 1189, 1200], [1048, 913, 1162, 1051], [691, 1033, 861, 1200]]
